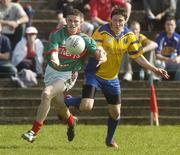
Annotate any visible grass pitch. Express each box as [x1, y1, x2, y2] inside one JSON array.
[[0, 125, 180, 155]]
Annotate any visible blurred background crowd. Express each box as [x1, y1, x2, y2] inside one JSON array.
[[1, 0, 180, 87]]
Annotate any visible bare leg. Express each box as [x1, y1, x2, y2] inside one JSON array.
[[36, 80, 66, 122]]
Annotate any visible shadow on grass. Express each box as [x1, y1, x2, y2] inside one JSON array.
[[0, 145, 20, 150], [0, 144, 104, 151]]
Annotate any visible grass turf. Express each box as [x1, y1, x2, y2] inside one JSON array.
[[0, 125, 180, 155]]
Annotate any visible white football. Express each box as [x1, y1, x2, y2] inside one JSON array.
[[65, 35, 85, 55]]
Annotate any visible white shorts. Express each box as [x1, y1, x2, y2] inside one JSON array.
[[44, 65, 78, 91]]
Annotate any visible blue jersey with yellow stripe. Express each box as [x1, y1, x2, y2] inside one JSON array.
[[85, 24, 144, 80]]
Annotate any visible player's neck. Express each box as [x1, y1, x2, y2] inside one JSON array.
[[110, 24, 123, 36]]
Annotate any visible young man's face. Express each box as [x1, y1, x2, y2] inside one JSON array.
[[130, 23, 140, 35], [66, 15, 81, 35], [111, 15, 126, 34], [165, 19, 176, 35]]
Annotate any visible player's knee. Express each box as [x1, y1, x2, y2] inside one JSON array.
[[108, 105, 121, 120], [41, 90, 52, 101], [79, 98, 94, 112], [110, 111, 121, 120]]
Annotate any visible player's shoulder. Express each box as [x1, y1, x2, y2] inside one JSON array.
[[79, 32, 89, 38], [79, 33, 96, 46], [79, 32, 94, 41], [50, 26, 65, 35], [49, 26, 66, 40], [98, 24, 110, 32], [122, 26, 134, 37]]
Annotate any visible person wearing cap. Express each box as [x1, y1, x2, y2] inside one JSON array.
[[11, 26, 44, 77]]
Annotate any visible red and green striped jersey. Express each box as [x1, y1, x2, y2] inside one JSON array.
[[45, 26, 97, 71]]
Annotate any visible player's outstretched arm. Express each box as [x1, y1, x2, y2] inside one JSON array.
[[134, 55, 170, 79], [95, 46, 107, 67]]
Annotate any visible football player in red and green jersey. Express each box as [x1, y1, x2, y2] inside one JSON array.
[[21, 8, 107, 143]]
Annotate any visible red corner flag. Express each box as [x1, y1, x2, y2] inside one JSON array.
[[150, 83, 159, 126]]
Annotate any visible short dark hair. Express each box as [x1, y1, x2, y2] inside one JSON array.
[[165, 16, 176, 23], [111, 7, 128, 20], [65, 8, 82, 18]]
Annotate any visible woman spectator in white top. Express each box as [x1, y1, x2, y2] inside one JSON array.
[[12, 26, 44, 78]]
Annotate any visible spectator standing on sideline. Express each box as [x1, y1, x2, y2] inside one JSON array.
[[155, 17, 180, 81], [0, 0, 29, 50], [123, 21, 158, 81], [64, 8, 169, 148], [89, 0, 131, 28], [0, 22, 17, 77], [21, 9, 107, 143]]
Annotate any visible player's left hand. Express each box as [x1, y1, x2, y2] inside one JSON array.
[[95, 46, 107, 67], [154, 68, 170, 79]]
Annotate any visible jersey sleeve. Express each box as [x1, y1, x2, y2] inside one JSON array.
[[92, 27, 103, 47], [44, 32, 60, 63], [127, 34, 144, 59], [81, 34, 97, 55], [139, 34, 150, 47]]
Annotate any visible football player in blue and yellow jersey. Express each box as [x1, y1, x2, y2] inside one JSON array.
[[65, 8, 169, 148]]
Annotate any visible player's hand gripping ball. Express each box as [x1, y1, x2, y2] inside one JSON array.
[[65, 35, 85, 55]]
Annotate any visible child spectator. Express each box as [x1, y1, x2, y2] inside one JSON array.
[[122, 21, 158, 81]]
